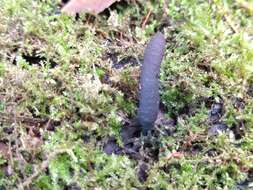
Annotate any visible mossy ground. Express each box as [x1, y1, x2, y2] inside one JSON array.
[[0, 0, 253, 189]]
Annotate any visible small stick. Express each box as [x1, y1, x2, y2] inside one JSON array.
[[18, 149, 76, 189], [141, 9, 152, 29], [223, 14, 238, 33]]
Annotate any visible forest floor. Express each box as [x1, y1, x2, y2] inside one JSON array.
[[0, 0, 253, 189]]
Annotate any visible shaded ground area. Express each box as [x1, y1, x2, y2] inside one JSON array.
[[0, 0, 253, 189]]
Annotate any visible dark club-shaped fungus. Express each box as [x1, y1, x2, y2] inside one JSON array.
[[137, 32, 166, 134]]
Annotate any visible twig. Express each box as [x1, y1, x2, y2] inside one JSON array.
[[163, 0, 169, 16], [18, 148, 76, 189], [0, 112, 52, 126], [141, 9, 152, 29], [223, 14, 238, 33], [216, 2, 239, 33]]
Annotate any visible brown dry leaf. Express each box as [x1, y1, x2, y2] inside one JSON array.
[[62, 0, 120, 15], [21, 132, 43, 153], [25, 137, 43, 151], [236, 0, 253, 15], [0, 142, 9, 159], [165, 152, 184, 160]]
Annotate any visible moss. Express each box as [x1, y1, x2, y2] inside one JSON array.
[[0, 0, 253, 189]]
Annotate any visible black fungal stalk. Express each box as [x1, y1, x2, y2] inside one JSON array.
[[137, 32, 166, 134]]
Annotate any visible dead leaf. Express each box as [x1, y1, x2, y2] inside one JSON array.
[[62, 0, 120, 15], [165, 152, 184, 160], [236, 0, 253, 15], [93, 188, 102, 190], [0, 142, 9, 159]]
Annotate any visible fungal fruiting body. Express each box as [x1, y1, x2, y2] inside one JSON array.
[[137, 32, 166, 134]]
